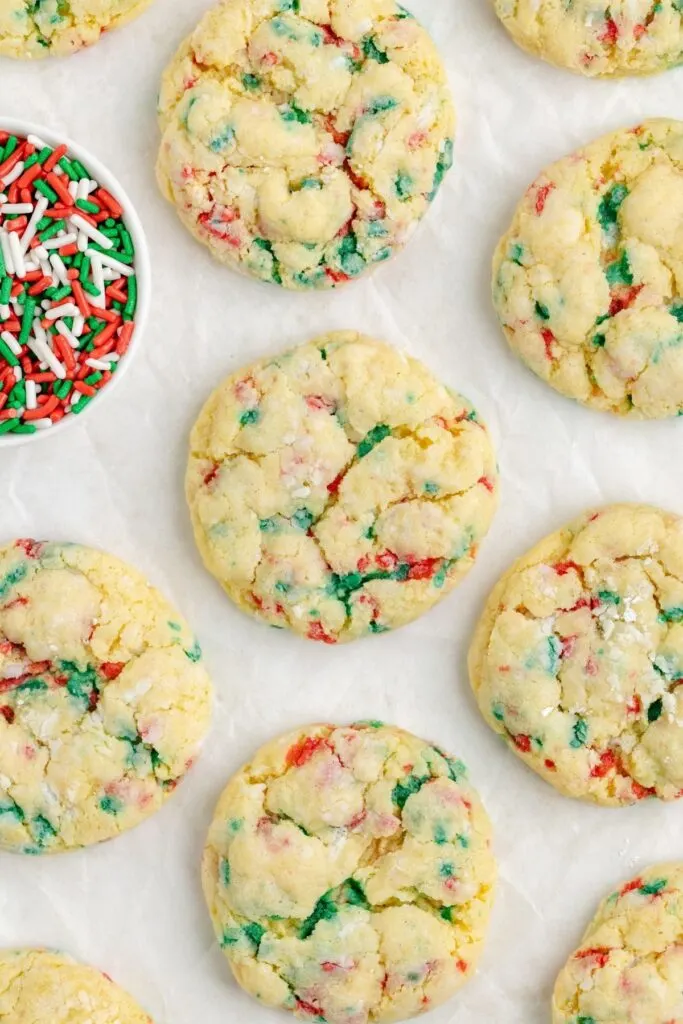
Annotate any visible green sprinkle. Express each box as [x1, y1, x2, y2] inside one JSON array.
[[597, 184, 628, 233], [358, 423, 390, 458], [392, 773, 428, 810], [639, 878, 667, 896], [123, 275, 137, 320], [659, 606, 683, 623], [597, 590, 620, 605], [79, 256, 91, 283], [243, 922, 265, 949], [363, 36, 389, 62], [394, 172, 413, 200], [440, 907, 454, 922], [75, 198, 99, 214], [239, 408, 260, 427], [184, 640, 202, 663], [279, 104, 312, 124], [366, 95, 398, 116], [242, 73, 261, 90], [99, 794, 123, 816], [36, 146, 53, 165], [31, 814, 57, 845], [72, 396, 93, 415], [423, 481, 439, 495], [439, 862, 454, 878], [647, 698, 663, 723], [33, 179, 58, 203], [220, 857, 231, 886], [39, 219, 66, 242], [535, 301, 550, 321], [0, 339, 18, 367], [19, 298, 36, 346], [0, 276, 11, 304], [570, 717, 588, 749], [434, 824, 447, 845], [50, 284, 71, 302], [605, 251, 634, 288], [292, 508, 314, 531], [259, 517, 278, 533], [299, 893, 337, 939], [343, 878, 370, 908]]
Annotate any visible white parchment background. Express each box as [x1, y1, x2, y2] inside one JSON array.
[[1, 2, 683, 1021]]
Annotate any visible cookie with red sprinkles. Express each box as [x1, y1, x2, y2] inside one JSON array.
[[156, 0, 454, 289], [0, 129, 140, 439], [0, 539, 212, 853], [186, 331, 498, 643]]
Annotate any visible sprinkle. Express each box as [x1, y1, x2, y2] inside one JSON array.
[[44, 302, 79, 321], [69, 214, 113, 250]]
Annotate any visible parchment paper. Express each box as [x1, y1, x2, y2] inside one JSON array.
[[1, 3, 683, 1021]]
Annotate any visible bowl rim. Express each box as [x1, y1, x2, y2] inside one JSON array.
[[0, 117, 151, 448]]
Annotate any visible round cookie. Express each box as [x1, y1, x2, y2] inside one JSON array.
[[493, 118, 683, 418], [0, 949, 152, 1022], [203, 721, 496, 1024], [156, 0, 454, 290], [553, 863, 683, 1023], [0, 539, 212, 853], [493, 0, 683, 77], [186, 331, 498, 643], [0, 0, 153, 59], [469, 504, 683, 806]]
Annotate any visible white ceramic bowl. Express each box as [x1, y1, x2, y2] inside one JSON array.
[[0, 118, 150, 446]]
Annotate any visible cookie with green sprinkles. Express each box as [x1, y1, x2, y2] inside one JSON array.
[[202, 722, 495, 1023], [469, 504, 683, 805], [0, 129, 140, 438], [156, 0, 455, 289], [0, 539, 212, 853], [493, 119, 683, 418], [553, 863, 683, 1023], [0, 0, 155, 59], [186, 331, 498, 643]]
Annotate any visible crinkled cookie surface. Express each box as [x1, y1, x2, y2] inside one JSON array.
[[469, 504, 683, 805], [0, 948, 152, 1022], [494, 0, 683, 77], [0, 0, 153, 58], [0, 539, 212, 853], [203, 722, 495, 1024], [493, 119, 683, 418], [186, 331, 498, 643], [157, 0, 454, 289], [553, 863, 683, 1023]]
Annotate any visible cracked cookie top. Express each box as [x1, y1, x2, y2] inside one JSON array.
[[553, 863, 683, 1023], [202, 722, 495, 1024], [493, 119, 683, 418], [0, 0, 154, 59], [469, 504, 683, 806], [0, 539, 212, 853], [186, 331, 498, 643], [0, 948, 153, 1022], [156, 0, 454, 289], [494, 0, 683, 78]]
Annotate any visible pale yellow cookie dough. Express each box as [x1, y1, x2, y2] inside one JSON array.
[[186, 331, 498, 643], [156, 0, 455, 290], [0, 0, 153, 58], [493, 118, 683, 418], [0, 539, 212, 853], [553, 863, 683, 1023], [494, 0, 683, 77], [469, 504, 683, 806], [203, 722, 496, 1024], [0, 949, 153, 1022]]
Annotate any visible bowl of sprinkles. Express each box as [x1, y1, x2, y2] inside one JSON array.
[[0, 120, 149, 444]]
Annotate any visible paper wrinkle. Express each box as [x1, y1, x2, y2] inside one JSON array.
[[1, 1, 683, 1022]]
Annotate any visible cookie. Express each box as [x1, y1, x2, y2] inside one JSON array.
[[156, 0, 454, 290], [203, 721, 496, 1024], [186, 331, 498, 643], [469, 504, 683, 806], [493, 119, 683, 418], [0, 539, 212, 853], [553, 863, 683, 1023], [0, 0, 153, 59], [493, 0, 683, 77], [0, 948, 152, 1022]]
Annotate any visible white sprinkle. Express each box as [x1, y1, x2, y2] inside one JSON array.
[[0, 305, 9, 320], [0, 331, 21, 356], [31, 418, 53, 430], [0, 203, 32, 215], [41, 232, 77, 250], [32, 318, 48, 346], [23, 259, 38, 273], [77, 231, 88, 252], [19, 195, 48, 254], [76, 179, 89, 201], [86, 247, 133, 277], [39, 257, 54, 282], [69, 214, 113, 250], [44, 302, 78, 321], [12, 365, 22, 381], [0, 194, 6, 203], [70, 390, 80, 406], [25, 379, 37, 410], [27, 134, 48, 149], [72, 314, 84, 338], [85, 357, 111, 370], [48, 253, 69, 287], [68, 180, 78, 199], [8, 232, 25, 278], [0, 230, 14, 275], [90, 257, 105, 307], [26, 334, 65, 379], [33, 245, 48, 260], [52, 164, 65, 176], [1, 162, 24, 186], [55, 320, 79, 349]]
